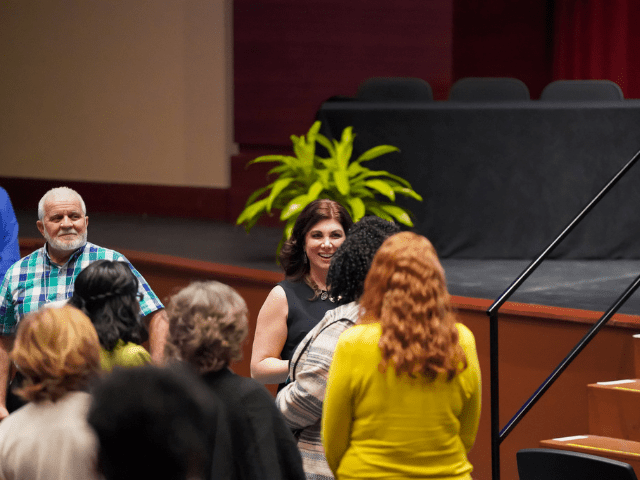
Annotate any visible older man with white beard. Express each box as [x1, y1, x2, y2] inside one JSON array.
[[0, 187, 169, 420]]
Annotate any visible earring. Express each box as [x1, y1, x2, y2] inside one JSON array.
[[304, 252, 309, 264]]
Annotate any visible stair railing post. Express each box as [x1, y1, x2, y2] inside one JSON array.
[[490, 310, 500, 480], [498, 271, 640, 441], [485, 147, 640, 480]]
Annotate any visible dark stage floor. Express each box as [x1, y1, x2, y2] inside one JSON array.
[[15, 211, 640, 316]]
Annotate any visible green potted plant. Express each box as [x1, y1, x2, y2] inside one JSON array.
[[236, 121, 422, 248]]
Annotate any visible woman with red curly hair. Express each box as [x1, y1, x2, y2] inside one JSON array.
[[322, 232, 481, 480]]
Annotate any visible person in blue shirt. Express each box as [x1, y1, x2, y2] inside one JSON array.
[[0, 187, 19, 280]]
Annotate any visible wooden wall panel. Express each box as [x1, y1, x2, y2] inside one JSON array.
[[0, 1, 233, 188], [2, 176, 230, 220], [234, 0, 453, 146], [452, 0, 555, 99]]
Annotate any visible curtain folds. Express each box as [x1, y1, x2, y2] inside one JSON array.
[[552, 0, 629, 94]]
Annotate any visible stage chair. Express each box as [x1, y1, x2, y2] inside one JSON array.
[[356, 77, 433, 102], [448, 77, 530, 102], [540, 80, 624, 101], [516, 448, 638, 480]]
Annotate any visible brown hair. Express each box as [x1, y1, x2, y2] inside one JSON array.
[[165, 281, 248, 373], [11, 306, 101, 402], [359, 232, 467, 380], [278, 199, 352, 281]]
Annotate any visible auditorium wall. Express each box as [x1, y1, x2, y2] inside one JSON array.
[[452, 0, 553, 99], [0, 0, 234, 188], [234, 0, 454, 147], [234, 0, 554, 148], [0, 0, 591, 219]]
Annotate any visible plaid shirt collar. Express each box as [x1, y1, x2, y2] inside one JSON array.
[[1, 241, 163, 335], [42, 242, 87, 267]]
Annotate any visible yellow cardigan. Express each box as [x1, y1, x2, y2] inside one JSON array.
[[322, 322, 481, 480]]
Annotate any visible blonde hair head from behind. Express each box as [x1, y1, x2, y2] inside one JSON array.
[[165, 281, 249, 374], [359, 231, 466, 380], [11, 305, 101, 402]]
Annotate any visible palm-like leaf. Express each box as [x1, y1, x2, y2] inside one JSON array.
[[364, 179, 395, 201], [280, 194, 313, 221], [315, 133, 335, 157], [236, 121, 422, 255], [355, 145, 400, 163], [266, 178, 295, 212]]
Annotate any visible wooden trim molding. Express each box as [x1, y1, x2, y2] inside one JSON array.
[[19, 237, 640, 330], [451, 295, 640, 330], [19, 237, 283, 289], [2, 177, 230, 220]]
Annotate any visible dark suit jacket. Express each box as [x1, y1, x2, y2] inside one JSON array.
[[203, 368, 305, 480]]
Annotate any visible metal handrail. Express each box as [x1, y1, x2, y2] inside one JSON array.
[[486, 147, 640, 480]]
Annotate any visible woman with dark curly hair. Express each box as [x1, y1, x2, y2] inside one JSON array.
[[0, 306, 101, 480], [69, 260, 150, 371], [276, 216, 399, 479], [165, 281, 305, 480], [251, 199, 352, 386], [322, 232, 481, 480]]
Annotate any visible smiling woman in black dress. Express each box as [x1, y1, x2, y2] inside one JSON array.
[[250, 199, 352, 386]]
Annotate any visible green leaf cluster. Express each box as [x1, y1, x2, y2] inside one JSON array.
[[236, 121, 423, 249]]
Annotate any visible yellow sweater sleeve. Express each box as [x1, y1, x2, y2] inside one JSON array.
[[322, 333, 355, 476], [456, 324, 482, 453]]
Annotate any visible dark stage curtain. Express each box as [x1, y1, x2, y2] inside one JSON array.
[[552, 0, 631, 95]]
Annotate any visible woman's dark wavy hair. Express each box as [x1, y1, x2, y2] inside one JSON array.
[[328, 216, 401, 304], [69, 260, 145, 351], [278, 199, 352, 280]]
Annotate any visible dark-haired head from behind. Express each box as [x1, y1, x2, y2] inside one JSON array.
[[327, 216, 401, 304], [69, 260, 146, 351], [88, 364, 219, 480]]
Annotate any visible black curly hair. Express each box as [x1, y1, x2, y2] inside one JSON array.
[[69, 260, 146, 351], [327, 216, 401, 304]]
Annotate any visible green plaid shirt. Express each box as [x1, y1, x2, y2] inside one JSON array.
[[0, 242, 163, 335]]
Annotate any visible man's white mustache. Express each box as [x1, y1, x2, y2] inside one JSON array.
[[57, 229, 78, 237]]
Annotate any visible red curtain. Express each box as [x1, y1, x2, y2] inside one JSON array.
[[553, 0, 630, 94]]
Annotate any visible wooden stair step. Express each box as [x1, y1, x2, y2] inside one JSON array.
[[541, 435, 640, 476], [588, 379, 640, 441]]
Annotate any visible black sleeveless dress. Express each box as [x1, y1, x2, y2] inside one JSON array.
[[278, 280, 337, 362]]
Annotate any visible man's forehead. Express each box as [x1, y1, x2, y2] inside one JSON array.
[[44, 196, 84, 215]]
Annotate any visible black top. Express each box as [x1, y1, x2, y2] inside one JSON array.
[[278, 279, 337, 361], [202, 368, 305, 480]]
